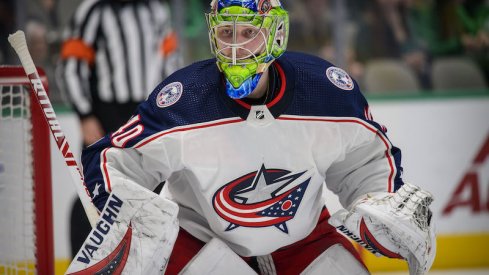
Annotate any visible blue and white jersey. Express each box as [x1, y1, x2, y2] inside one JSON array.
[[82, 51, 404, 257]]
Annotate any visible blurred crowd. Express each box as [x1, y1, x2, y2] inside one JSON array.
[[1, 0, 488, 104], [284, 0, 489, 93]]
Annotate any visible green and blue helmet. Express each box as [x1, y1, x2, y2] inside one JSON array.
[[206, 0, 289, 99]]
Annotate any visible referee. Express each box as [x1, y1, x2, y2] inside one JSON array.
[[60, 0, 181, 146], [59, 0, 181, 259]]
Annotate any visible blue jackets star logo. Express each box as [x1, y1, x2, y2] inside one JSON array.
[[212, 164, 311, 234]]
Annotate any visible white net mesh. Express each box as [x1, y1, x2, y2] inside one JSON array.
[[0, 84, 36, 274], [386, 183, 434, 232]]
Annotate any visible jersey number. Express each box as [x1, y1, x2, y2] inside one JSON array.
[[111, 115, 144, 147]]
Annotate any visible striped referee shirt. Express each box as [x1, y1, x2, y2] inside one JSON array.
[[60, 0, 181, 118]]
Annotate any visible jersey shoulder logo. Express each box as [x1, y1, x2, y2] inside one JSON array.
[[156, 82, 183, 108], [326, 66, 354, 91], [212, 164, 311, 234]]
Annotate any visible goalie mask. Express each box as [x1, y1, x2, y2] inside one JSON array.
[[206, 0, 289, 99]]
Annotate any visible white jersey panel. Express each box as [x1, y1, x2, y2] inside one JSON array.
[[99, 111, 393, 256]]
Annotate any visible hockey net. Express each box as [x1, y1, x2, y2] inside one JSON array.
[[0, 66, 54, 274]]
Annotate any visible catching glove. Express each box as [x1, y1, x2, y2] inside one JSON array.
[[329, 183, 436, 275]]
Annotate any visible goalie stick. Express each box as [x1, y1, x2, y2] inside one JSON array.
[[9, 30, 181, 274], [8, 30, 99, 226]]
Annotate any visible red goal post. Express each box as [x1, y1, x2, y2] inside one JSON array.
[[0, 66, 54, 274]]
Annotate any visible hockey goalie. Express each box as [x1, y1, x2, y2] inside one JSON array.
[[66, 0, 436, 274]]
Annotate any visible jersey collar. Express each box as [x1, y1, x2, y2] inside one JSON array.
[[219, 59, 295, 120]]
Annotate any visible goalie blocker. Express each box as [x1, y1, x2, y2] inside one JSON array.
[[66, 182, 179, 274]]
